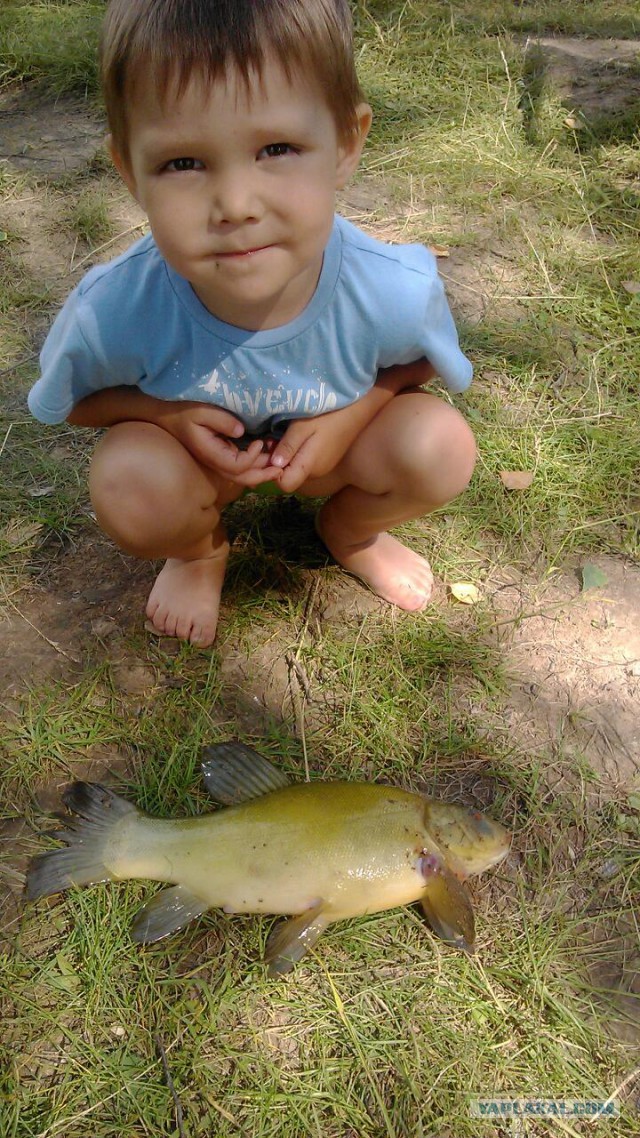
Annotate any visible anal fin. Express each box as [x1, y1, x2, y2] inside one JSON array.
[[264, 903, 330, 977], [420, 868, 476, 952], [131, 885, 210, 943]]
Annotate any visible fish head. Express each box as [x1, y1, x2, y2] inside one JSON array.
[[422, 801, 511, 878]]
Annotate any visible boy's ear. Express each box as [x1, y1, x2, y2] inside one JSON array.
[[335, 102, 372, 189], [108, 135, 139, 201]]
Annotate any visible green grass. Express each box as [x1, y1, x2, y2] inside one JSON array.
[[62, 184, 114, 247], [0, 1, 103, 94], [1, 1, 639, 1135]]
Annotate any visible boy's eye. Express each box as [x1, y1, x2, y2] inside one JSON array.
[[259, 143, 296, 159], [165, 157, 203, 172]]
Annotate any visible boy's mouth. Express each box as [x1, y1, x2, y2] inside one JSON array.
[[213, 245, 273, 259]]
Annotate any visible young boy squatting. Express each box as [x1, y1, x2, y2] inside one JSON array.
[[28, 0, 477, 648]]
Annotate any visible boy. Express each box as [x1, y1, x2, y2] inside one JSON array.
[[28, 0, 476, 648]]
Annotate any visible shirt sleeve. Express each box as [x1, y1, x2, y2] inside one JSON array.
[[28, 287, 120, 424], [415, 266, 473, 394]]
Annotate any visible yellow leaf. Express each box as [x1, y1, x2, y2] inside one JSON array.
[[499, 470, 534, 490], [563, 115, 585, 129], [449, 582, 480, 605]]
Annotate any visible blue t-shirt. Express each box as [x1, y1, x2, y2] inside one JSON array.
[[28, 215, 472, 432]]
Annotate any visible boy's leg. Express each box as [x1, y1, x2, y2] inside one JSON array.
[[88, 422, 242, 646], [300, 392, 476, 610]]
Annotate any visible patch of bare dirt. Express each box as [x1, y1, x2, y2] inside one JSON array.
[[0, 83, 106, 175], [439, 244, 527, 327], [525, 36, 640, 125], [486, 557, 640, 798], [1, 180, 146, 340], [0, 529, 153, 695]]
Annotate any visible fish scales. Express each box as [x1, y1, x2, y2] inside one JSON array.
[[104, 783, 431, 918]]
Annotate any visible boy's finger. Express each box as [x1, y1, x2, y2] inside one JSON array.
[[233, 439, 266, 464], [268, 426, 308, 469], [231, 468, 280, 488], [203, 410, 245, 438], [200, 437, 261, 473], [275, 456, 309, 493]]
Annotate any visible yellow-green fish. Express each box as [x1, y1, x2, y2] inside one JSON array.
[[26, 741, 510, 974]]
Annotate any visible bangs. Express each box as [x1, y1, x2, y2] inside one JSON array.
[[101, 0, 363, 158]]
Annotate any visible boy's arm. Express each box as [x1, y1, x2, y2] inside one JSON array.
[[67, 387, 270, 475], [250, 358, 436, 493]]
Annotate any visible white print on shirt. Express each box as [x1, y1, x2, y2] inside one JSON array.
[[200, 369, 222, 396], [195, 364, 338, 429]]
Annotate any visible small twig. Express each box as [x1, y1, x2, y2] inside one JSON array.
[[69, 233, 80, 273], [0, 422, 13, 459], [71, 222, 146, 272], [201, 1091, 247, 1132], [154, 1034, 187, 1138], [288, 655, 312, 701], [601, 1064, 640, 1114], [285, 576, 320, 780], [2, 591, 82, 664], [286, 651, 310, 780], [0, 351, 39, 378]]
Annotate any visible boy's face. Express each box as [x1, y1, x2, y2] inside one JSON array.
[[112, 59, 371, 330]]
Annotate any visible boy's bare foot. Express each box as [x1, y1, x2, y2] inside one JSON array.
[[316, 516, 434, 611], [145, 552, 228, 647]]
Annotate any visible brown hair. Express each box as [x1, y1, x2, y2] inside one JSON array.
[[101, 0, 365, 161]]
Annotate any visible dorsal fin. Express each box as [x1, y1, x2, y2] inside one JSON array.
[[201, 741, 291, 805]]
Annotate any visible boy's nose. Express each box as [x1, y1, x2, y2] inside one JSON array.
[[210, 171, 259, 227]]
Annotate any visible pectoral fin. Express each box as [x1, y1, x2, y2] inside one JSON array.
[[131, 885, 210, 943], [264, 903, 330, 977], [201, 741, 290, 805], [420, 868, 476, 952]]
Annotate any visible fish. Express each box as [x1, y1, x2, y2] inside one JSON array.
[[25, 741, 510, 975]]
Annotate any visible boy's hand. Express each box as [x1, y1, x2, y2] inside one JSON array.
[[67, 359, 437, 487], [262, 411, 360, 492], [254, 358, 438, 493], [67, 389, 273, 480], [153, 401, 272, 477]]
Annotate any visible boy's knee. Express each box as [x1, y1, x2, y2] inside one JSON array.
[[90, 424, 153, 502], [401, 396, 475, 468], [89, 423, 184, 544], [91, 421, 187, 495], [387, 395, 476, 503]]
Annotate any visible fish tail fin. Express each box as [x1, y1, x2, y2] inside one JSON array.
[[25, 782, 138, 900]]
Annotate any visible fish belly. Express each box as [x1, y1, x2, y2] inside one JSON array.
[[169, 784, 431, 918]]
